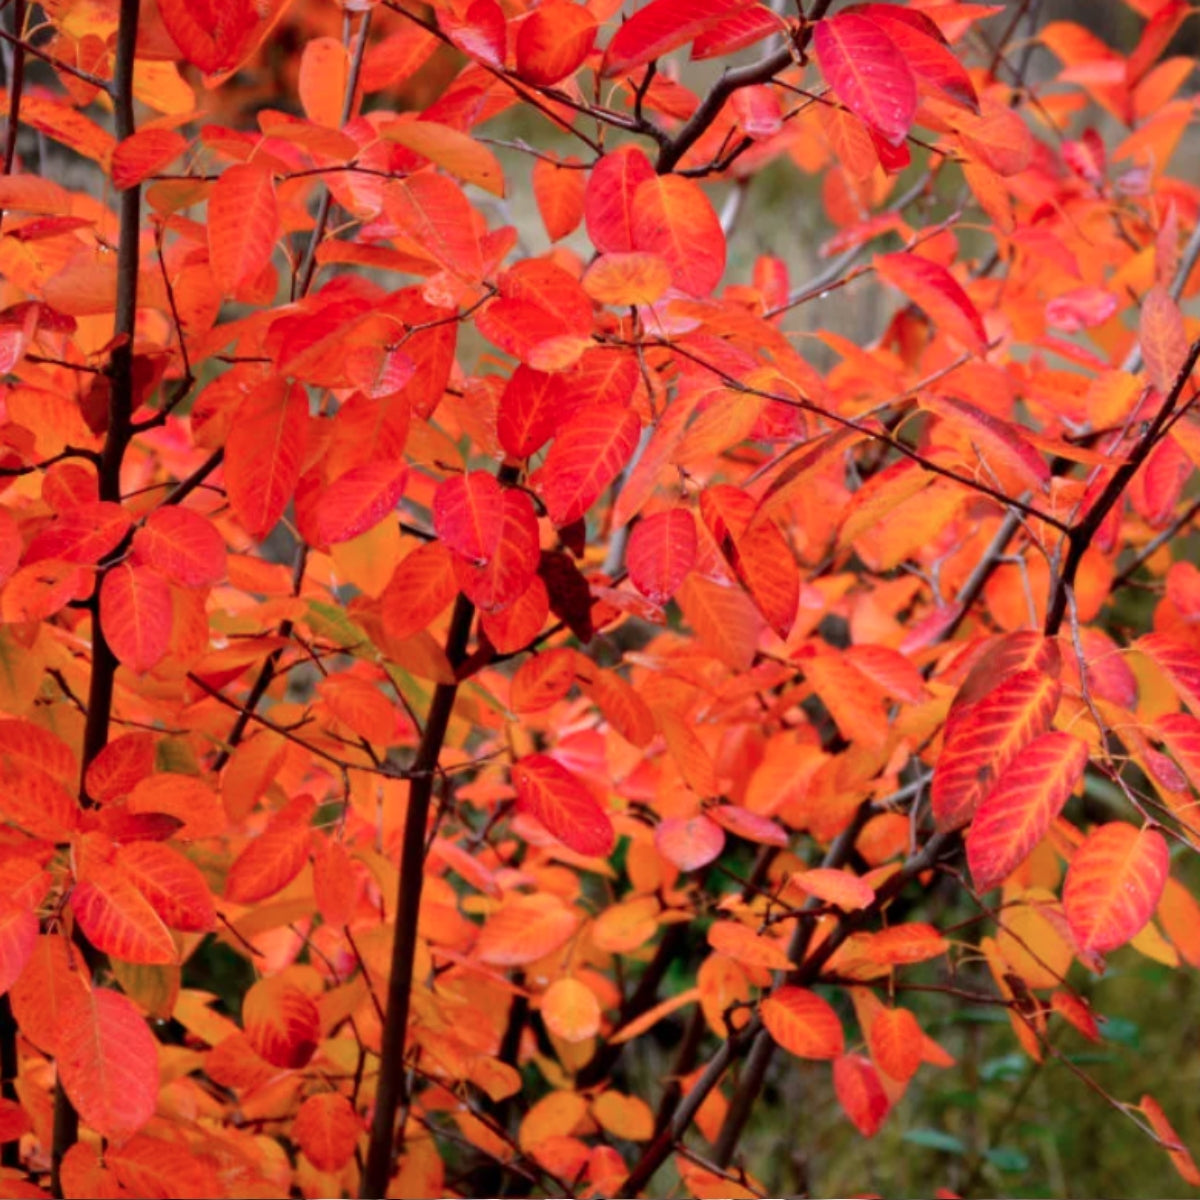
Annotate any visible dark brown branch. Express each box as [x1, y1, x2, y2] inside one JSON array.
[[1044, 339, 1200, 637], [0, 0, 25, 235], [360, 591, 476, 1198]]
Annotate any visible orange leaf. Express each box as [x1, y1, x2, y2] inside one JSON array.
[[382, 119, 505, 197], [380, 541, 459, 641], [57, 986, 159, 1139], [292, 1092, 363, 1172], [790, 868, 875, 911], [0, 899, 36, 995], [654, 814, 725, 872], [707, 921, 793, 971], [919, 393, 1049, 491], [868, 1006, 923, 1082], [1141, 1093, 1200, 1187], [541, 977, 601, 1043], [532, 156, 586, 242], [25, 500, 132, 565], [1063, 823, 1168, 954], [631, 175, 726, 297], [517, 2, 596, 84], [106, 1133, 221, 1199], [966, 731, 1089, 892], [510, 648, 578, 713], [761, 986, 845, 1059], [243, 974, 320, 1069], [224, 795, 316, 904], [512, 754, 615, 857], [71, 857, 177, 965], [115, 841, 216, 933], [207, 163, 279, 297], [475, 894, 579, 966], [298, 36, 349, 128], [314, 459, 408, 546], [583, 252, 672, 306]]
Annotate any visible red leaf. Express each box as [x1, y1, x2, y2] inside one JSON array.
[[434, 472, 505, 565], [600, 0, 745, 78], [967, 732, 1089, 892], [932, 669, 1062, 832], [0, 898, 37, 996], [627, 509, 697, 605], [876, 252, 987, 354], [314, 459, 408, 546], [1138, 633, 1200, 715], [498, 365, 566, 459], [25, 501, 132, 566], [631, 175, 726, 297], [132, 507, 226, 588], [453, 488, 541, 613], [385, 173, 483, 280], [833, 1053, 890, 1136], [1141, 1093, 1200, 1187], [538, 405, 641, 527], [1064, 823, 1168, 955], [813, 13, 917, 146], [225, 381, 307, 540], [84, 732, 154, 804], [225, 795, 316, 904], [512, 754, 615, 857], [99, 563, 173, 675], [111, 129, 187, 190], [585, 147, 656, 255], [517, 2, 597, 85], [57, 987, 159, 1139], [762, 987, 845, 1059], [207, 163, 279, 297]]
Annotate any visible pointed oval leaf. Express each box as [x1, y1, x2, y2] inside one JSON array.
[[833, 1052, 890, 1136], [517, 2, 597, 85], [627, 509, 697, 605], [243, 974, 320, 1069], [0, 899, 37, 996], [433, 471, 505, 565], [382, 119, 505, 197], [967, 731, 1089, 893], [292, 1092, 363, 1172], [868, 1006, 923, 1082], [57, 987, 158, 1139], [225, 795, 316, 905], [510, 648, 578, 713], [115, 842, 216, 933], [298, 36, 349, 128], [630, 175, 726, 297], [876, 252, 987, 354], [761, 986, 845, 1060], [541, 977, 601, 1043], [207, 163, 279, 296], [790, 868, 875, 911], [26, 501, 132, 566], [132, 507, 226, 588], [453, 489, 541, 613], [512, 754, 615, 857], [585, 146, 655, 254], [225, 381, 308, 540], [314, 459, 408, 546], [813, 14, 917, 146], [99, 563, 173, 675], [538, 405, 640, 527], [600, 0, 745, 77], [1140, 284, 1189, 394], [71, 859, 178, 965], [111, 129, 188, 190], [932, 668, 1062, 832], [533, 156, 586, 243], [380, 541, 460, 641], [1064, 824, 1168, 955]]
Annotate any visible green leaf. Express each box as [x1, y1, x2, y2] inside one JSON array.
[[903, 1129, 966, 1154]]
